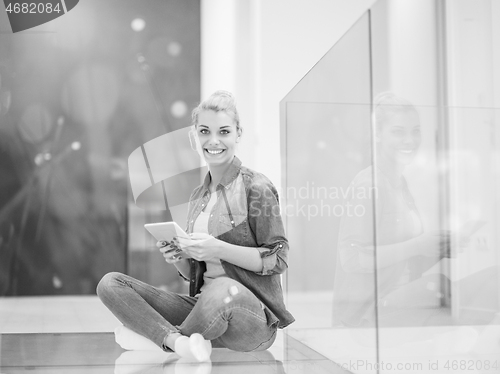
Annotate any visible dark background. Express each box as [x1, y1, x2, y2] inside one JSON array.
[[0, 0, 200, 295]]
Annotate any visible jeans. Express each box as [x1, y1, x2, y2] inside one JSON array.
[[96, 272, 277, 352]]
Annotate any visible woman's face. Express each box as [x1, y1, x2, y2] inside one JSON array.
[[196, 110, 240, 167], [377, 111, 421, 166]]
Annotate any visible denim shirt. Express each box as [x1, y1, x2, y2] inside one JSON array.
[[183, 156, 295, 329]]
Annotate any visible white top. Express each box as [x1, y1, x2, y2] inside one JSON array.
[[192, 192, 226, 293]]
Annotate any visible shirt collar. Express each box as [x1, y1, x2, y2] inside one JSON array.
[[201, 156, 242, 192]]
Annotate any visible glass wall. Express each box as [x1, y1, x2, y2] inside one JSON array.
[[281, 0, 500, 372], [280, 11, 379, 368]]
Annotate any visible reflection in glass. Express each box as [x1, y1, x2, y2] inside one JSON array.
[[114, 349, 284, 374], [280, 9, 377, 370], [282, 0, 500, 370], [334, 94, 449, 330]]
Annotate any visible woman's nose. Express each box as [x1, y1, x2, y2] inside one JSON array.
[[403, 133, 415, 145], [208, 133, 220, 144]]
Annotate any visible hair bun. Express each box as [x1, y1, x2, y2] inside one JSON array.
[[373, 92, 418, 128], [191, 90, 241, 130], [210, 90, 236, 105], [211, 90, 233, 97], [374, 91, 412, 108]]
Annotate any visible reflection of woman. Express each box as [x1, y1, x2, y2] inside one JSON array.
[[97, 91, 294, 361], [333, 93, 450, 327]]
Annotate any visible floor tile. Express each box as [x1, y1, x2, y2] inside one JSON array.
[[0, 332, 352, 374], [288, 324, 500, 374]]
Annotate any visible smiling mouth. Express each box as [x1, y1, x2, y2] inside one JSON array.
[[205, 149, 225, 155], [398, 149, 414, 154]]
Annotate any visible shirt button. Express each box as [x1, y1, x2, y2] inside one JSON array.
[[231, 220, 234, 224], [190, 220, 194, 223], [210, 214, 213, 217], [201, 204, 205, 207]]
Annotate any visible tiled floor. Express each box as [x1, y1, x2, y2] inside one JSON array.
[[287, 324, 500, 374], [0, 294, 350, 374], [0, 331, 350, 373], [2, 295, 500, 373]]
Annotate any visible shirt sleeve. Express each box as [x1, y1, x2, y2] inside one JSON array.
[[247, 180, 289, 275]]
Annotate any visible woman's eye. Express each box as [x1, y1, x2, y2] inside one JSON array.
[[392, 130, 404, 136], [220, 130, 229, 135], [199, 129, 209, 135]]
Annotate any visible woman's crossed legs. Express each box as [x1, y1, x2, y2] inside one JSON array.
[[96, 273, 276, 358]]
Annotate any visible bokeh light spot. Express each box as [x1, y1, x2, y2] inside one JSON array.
[[317, 141, 327, 149], [146, 37, 181, 68], [170, 100, 187, 118], [167, 42, 182, 57], [131, 18, 146, 32]]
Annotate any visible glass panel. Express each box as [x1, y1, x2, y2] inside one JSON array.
[[371, 0, 500, 370], [442, 106, 500, 364], [281, 0, 500, 371], [447, 107, 500, 323], [280, 11, 378, 371], [370, 101, 444, 370], [370, 103, 500, 370]]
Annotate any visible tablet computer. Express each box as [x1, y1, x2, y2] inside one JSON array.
[[144, 221, 189, 242]]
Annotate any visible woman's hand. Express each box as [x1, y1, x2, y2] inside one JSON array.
[[156, 240, 187, 264], [414, 230, 451, 258], [450, 232, 471, 256], [175, 233, 221, 262]]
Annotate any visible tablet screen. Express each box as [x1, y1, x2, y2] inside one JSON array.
[[144, 222, 188, 242]]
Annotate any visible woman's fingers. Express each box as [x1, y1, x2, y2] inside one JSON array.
[[175, 237, 198, 251], [163, 246, 185, 263], [156, 240, 168, 248], [175, 236, 190, 244], [154, 239, 192, 263], [163, 246, 182, 256], [173, 235, 214, 261], [158, 243, 174, 253], [165, 254, 182, 264]]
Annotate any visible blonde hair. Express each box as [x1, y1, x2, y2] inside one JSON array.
[[373, 92, 418, 130], [191, 90, 241, 131]]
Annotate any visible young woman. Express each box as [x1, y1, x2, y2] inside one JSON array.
[[97, 91, 294, 361], [332, 92, 451, 327]]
